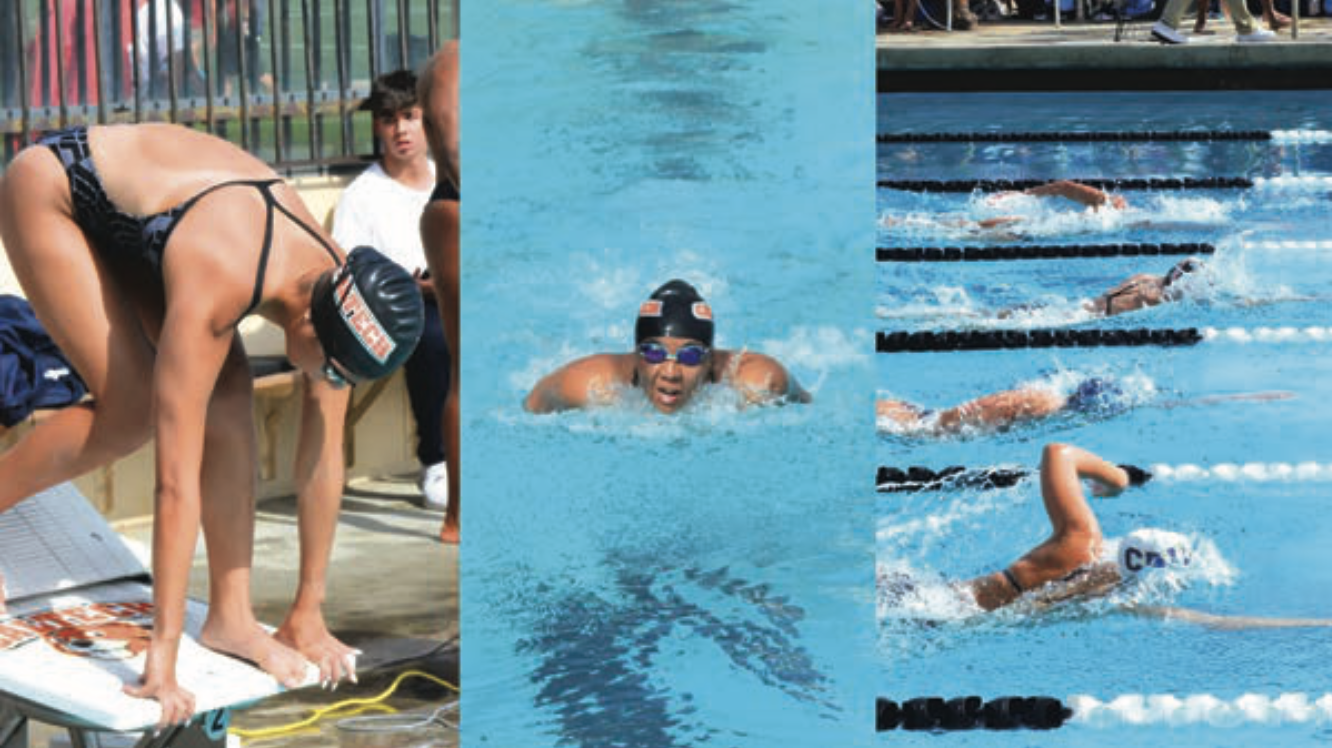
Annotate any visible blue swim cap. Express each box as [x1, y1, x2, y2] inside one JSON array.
[[1066, 377, 1124, 413]]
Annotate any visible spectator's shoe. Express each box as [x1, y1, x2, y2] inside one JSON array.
[[953, 10, 978, 29], [1236, 28, 1278, 42], [421, 462, 449, 512], [1151, 21, 1189, 43]]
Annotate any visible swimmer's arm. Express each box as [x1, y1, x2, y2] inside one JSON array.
[[1040, 443, 1122, 534], [1007, 445, 1118, 587], [933, 389, 1065, 435], [1024, 180, 1113, 209], [977, 216, 1023, 229], [523, 354, 627, 414], [145, 305, 236, 693], [1130, 605, 1332, 629], [1158, 391, 1295, 409], [728, 352, 810, 406], [419, 43, 460, 184]]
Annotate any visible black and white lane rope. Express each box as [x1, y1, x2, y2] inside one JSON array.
[[875, 130, 1332, 145], [876, 327, 1332, 353], [876, 461, 1332, 493], [877, 177, 1252, 192], [877, 693, 1332, 732], [877, 242, 1214, 262]]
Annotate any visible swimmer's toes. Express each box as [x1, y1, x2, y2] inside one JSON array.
[[259, 639, 311, 687], [201, 625, 310, 686]]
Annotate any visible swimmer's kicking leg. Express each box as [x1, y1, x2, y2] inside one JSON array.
[[195, 340, 308, 686]]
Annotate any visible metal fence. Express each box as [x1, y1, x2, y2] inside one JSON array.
[[0, 0, 457, 172]]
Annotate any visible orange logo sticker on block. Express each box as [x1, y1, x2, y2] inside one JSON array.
[[0, 601, 154, 659]]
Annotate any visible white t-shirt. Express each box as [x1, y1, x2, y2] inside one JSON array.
[[332, 161, 435, 274]]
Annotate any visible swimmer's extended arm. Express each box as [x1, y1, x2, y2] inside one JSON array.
[[1024, 180, 1118, 209], [1131, 605, 1332, 629], [524, 354, 629, 414], [1158, 390, 1295, 409], [728, 352, 810, 406]]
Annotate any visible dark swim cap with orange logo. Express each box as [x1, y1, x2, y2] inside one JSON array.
[[311, 246, 424, 383], [634, 279, 714, 347]]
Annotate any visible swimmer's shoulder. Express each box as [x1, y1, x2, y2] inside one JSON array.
[[92, 124, 274, 198], [717, 349, 809, 404], [524, 353, 634, 413]]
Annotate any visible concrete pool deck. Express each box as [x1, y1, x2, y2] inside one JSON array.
[[877, 15, 1332, 90]]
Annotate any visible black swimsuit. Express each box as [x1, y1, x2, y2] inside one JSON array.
[[40, 127, 340, 319], [430, 179, 459, 203]]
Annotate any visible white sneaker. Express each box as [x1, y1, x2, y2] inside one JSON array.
[[1236, 28, 1277, 42], [421, 462, 449, 512], [1150, 21, 1188, 44]]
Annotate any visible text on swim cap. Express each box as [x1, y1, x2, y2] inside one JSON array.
[[1123, 546, 1191, 573], [639, 300, 663, 318], [692, 302, 713, 321], [335, 273, 396, 364]]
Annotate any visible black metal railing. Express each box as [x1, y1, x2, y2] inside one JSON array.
[[0, 0, 457, 172]]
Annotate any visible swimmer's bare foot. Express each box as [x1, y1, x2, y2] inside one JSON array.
[[275, 610, 359, 687], [440, 520, 459, 544], [199, 617, 309, 687]]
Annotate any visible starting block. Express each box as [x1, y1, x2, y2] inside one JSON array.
[[0, 483, 315, 746]]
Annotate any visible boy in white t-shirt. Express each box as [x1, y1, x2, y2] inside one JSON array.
[[332, 70, 450, 511]]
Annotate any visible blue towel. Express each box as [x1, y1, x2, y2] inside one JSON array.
[[0, 295, 88, 427]]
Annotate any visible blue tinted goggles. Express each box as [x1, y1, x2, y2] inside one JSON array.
[[637, 342, 709, 367]]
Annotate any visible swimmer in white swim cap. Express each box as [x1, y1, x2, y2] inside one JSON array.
[[1117, 528, 1194, 577], [963, 443, 1147, 611]]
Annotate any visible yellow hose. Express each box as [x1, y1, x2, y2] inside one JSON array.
[[230, 669, 459, 741]]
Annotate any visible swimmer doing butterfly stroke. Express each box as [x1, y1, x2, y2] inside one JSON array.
[[525, 279, 809, 414], [0, 124, 424, 725]]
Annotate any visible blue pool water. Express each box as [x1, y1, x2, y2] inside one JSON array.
[[877, 92, 1332, 742], [464, 3, 873, 746]]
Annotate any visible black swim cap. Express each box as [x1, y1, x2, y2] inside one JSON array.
[[311, 246, 424, 383], [634, 279, 714, 346]]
